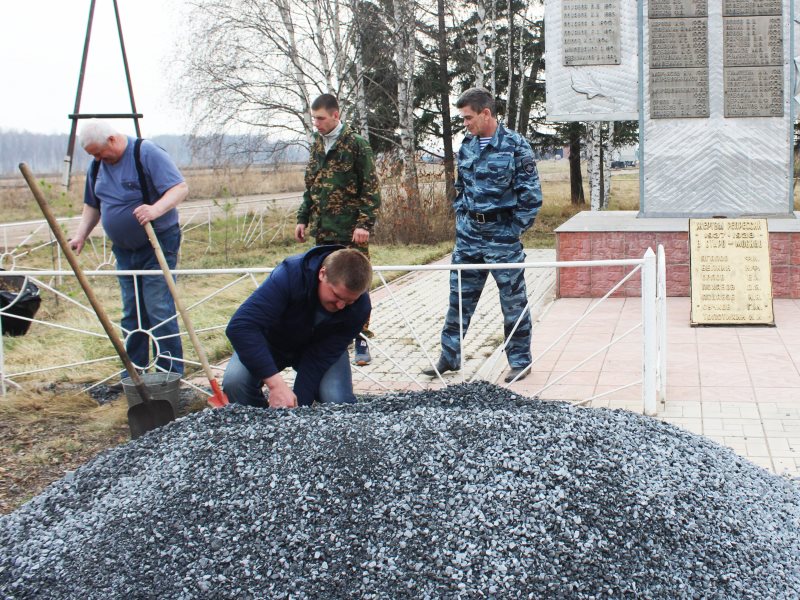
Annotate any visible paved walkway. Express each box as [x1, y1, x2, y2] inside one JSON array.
[[348, 249, 800, 480]]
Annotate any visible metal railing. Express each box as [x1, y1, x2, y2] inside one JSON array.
[[0, 248, 666, 414]]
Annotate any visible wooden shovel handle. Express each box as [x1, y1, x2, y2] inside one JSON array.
[[19, 163, 152, 403], [143, 223, 218, 386]]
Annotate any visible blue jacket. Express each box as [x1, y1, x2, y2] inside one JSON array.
[[454, 122, 542, 236], [225, 246, 370, 406]]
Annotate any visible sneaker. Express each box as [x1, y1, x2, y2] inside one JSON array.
[[353, 338, 371, 366], [504, 366, 530, 383], [421, 358, 460, 377]]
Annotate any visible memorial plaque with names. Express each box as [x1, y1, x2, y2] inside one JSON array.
[[723, 0, 782, 17], [689, 219, 774, 326], [723, 16, 783, 67], [724, 66, 783, 117], [651, 68, 709, 118], [650, 19, 708, 68], [649, 0, 707, 19], [562, 0, 621, 66]]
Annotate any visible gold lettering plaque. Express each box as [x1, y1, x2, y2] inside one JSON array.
[[689, 219, 774, 325]]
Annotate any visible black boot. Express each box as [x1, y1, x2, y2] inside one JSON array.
[[504, 366, 530, 383], [421, 358, 460, 377]]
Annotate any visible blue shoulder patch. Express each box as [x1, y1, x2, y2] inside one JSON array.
[[522, 157, 536, 175]]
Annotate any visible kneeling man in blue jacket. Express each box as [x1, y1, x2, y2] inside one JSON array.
[[224, 246, 372, 408]]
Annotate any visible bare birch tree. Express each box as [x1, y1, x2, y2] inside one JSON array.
[[588, 122, 602, 211], [311, 0, 335, 92], [437, 0, 456, 201], [603, 121, 614, 209], [392, 0, 420, 208], [474, 0, 489, 87], [179, 0, 358, 151], [489, 0, 497, 97], [274, 0, 315, 137], [353, 31, 370, 139], [512, 25, 527, 132], [505, 0, 513, 119]]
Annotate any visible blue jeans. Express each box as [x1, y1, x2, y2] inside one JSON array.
[[112, 226, 183, 374], [223, 350, 355, 407]]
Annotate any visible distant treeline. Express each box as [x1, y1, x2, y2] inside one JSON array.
[[0, 129, 308, 175]]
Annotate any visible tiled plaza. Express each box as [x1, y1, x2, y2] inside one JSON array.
[[351, 249, 800, 479]]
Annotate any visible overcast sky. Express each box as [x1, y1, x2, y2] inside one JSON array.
[[1, 0, 190, 137]]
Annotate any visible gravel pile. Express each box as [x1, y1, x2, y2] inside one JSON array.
[[1, 382, 799, 599]]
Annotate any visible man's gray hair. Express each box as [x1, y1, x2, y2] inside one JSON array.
[[456, 87, 496, 117], [78, 120, 118, 149]]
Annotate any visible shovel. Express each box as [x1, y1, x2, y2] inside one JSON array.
[[143, 222, 228, 408], [19, 162, 176, 438]]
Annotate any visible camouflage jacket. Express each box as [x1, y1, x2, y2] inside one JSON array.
[[297, 124, 381, 244], [454, 122, 542, 236]]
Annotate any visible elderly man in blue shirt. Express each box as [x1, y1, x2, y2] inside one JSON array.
[[70, 120, 188, 382], [423, 87, 542, 383]]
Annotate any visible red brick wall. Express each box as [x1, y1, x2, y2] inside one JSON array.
[[556, 230, 800, 298]]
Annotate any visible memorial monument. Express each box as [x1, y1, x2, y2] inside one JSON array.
[[545, 0, 800, 298]]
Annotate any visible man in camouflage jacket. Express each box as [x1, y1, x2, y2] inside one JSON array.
[[422, 87, 542, 384], [295, 94, 381, 364]]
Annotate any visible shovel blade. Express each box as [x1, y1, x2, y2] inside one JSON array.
[[208, 379, 229, 408], [127, 400, 176, 439]]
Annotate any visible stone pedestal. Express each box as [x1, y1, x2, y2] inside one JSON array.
[[555, 211, 800, 298]]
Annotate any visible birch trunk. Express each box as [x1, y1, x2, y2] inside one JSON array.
[[589, 122, 602, 211], [437, 0, 456, 201], [332, 0, 347, 86], [403, 16, 419, 207], [275, 0, 313, 139], [355, 30, 369, 138], [312, 0, 334, 92], [392, 0, 420, 214], [349, 0, 368, 137], [602, 121, 614, 209], [475, 0, 487, 87], [489, 0, 497, 96], [505, 0, 513, 123], [513, 26, 526, 134]]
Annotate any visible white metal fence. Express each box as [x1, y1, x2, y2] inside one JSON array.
[[0, 248, 666, 414]]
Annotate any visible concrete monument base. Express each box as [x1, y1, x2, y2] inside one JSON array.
[[555, 211, 800, 298]]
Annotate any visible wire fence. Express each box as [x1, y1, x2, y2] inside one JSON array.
[[0, 248, 666, 414]]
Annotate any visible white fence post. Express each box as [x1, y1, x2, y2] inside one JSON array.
[[642, 247, 657, 416], [656, 245, 667, 407]]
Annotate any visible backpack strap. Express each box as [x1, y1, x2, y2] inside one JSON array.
[[89, 138, 152, 214], [133, 138, 152, 205], [89, 159, 101, 212]]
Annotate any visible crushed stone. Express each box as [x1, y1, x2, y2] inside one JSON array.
[[1, 382, 798, 599]]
